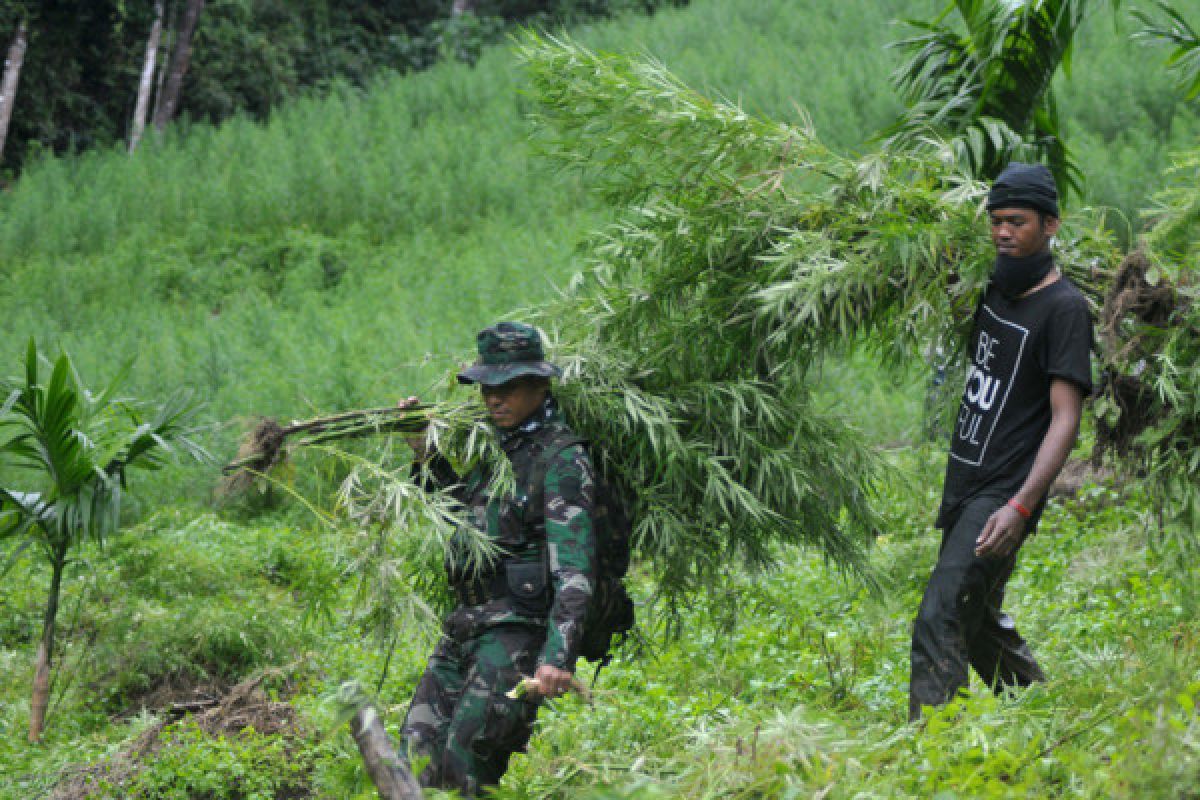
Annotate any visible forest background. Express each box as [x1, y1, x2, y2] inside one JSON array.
[[0, 0, 687, 176], [0, 0, 1197, 797]]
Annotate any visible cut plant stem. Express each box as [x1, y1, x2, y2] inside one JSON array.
[[506, 676, 593, 704], [219, 402, 484, 497]]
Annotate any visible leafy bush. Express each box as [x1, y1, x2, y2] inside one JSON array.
[[78, 517, 315, 711], [97, 720, 314, 800]]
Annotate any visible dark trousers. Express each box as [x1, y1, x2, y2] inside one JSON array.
[[908, 493, 1045, 720]]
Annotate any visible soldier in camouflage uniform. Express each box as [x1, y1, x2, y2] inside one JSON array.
[[399, 321, 597, 796]]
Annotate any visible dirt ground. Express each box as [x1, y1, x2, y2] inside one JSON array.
[[47, 670, 306, 800]]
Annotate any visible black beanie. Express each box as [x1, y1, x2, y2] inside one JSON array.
[[986, 162, 1059, 218]]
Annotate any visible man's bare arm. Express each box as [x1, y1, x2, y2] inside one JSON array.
[[975, 378, 1084, 558]]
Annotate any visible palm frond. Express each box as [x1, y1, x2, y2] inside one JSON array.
[[0, 341, 209, 550], [108, 390, 211, 475], [1133, 1, 1200, 100], [882, 0, 1098, 196], [0, 489, 54, 529], [0, 489, 55, 574], [0, 346, 96, 498]]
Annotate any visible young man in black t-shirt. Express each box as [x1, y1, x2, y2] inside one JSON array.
[[908, 163, 1093, 721]]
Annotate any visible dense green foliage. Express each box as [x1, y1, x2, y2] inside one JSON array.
[[883, 0, 1098, 197], [1094, 147, 1200, 569], [0, 515, 329, 796], [0, 0, 1197, 797], [0, 0, 686, 174], [4, 453, 1195, 797], [507, 32, 1121, 610], [0, 0, 1190, 508], [1134, 0, 1200, 100], [497, 457, 1198, 799]]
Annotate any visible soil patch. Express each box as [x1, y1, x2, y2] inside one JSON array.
[[118, 674, 232, 720], [1049, 458, 1114, 499], [218, 417, 287, 498], [47, 669, 307, 800]]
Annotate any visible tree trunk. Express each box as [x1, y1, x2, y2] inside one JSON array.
[[150, 2, 174, 129], [452, 0, 476, 15], [28, 556, 64, 743], [0, 18, 28, 166], [152, 0, 204, 132], [349, 703, 423, 800], [129, 1, 164, 153]]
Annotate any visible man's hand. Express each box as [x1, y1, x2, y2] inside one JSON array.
[[529, 665, 574, 699], [975, 504, 1026, 558], [397, 396, 429, 460]]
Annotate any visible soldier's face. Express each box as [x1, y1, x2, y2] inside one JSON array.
[[481, 377, 548, 429], [989, 207, 1059, 258]]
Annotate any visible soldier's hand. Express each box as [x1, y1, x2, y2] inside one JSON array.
[[975, 504, 1026, 559], [530, 665, 574, 699], [397, 395, 429, 460]]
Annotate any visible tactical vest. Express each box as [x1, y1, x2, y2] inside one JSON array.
[[450, 420, 635, 667], [449, 421, 580, 610]]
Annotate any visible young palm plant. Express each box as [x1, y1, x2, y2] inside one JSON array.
[[0, 341, 208, 741], [880, 0, 1104, 197]]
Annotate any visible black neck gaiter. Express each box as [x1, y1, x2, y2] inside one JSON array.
[[991, 249, 1054, 300]]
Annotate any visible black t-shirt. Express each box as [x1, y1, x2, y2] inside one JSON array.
[[936, 277, 1093, 528]]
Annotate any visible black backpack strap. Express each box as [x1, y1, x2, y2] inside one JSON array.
[[522, 428, 587, 584], [525, 430, 587, 510]]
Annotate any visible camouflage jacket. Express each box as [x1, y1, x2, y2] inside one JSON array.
[[423, 396, 596, 671]]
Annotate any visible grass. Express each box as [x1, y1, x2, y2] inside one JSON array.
[[494, 453, 1198, 798], [3, 448, 1194, 798], [1, 0, 1198, 797]]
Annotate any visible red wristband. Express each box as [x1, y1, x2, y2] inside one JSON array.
[[1007, 498, 1032, 519]]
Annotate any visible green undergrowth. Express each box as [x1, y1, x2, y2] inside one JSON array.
[[94, 720, 315, 800], [3, 448, 1195, 798], [493, 451, 1197, 799], [0, 512, 321, 797]]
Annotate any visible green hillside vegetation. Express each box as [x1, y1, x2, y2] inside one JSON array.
[[1, 0, 1197, 797], [0, 0, 688, 175]]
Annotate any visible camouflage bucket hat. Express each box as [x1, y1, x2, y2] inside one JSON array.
[[457, 321, 563, 386]]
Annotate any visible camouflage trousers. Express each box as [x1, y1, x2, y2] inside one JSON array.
[[401, 618, 544, 796], [909, 492, 1046, 721]]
